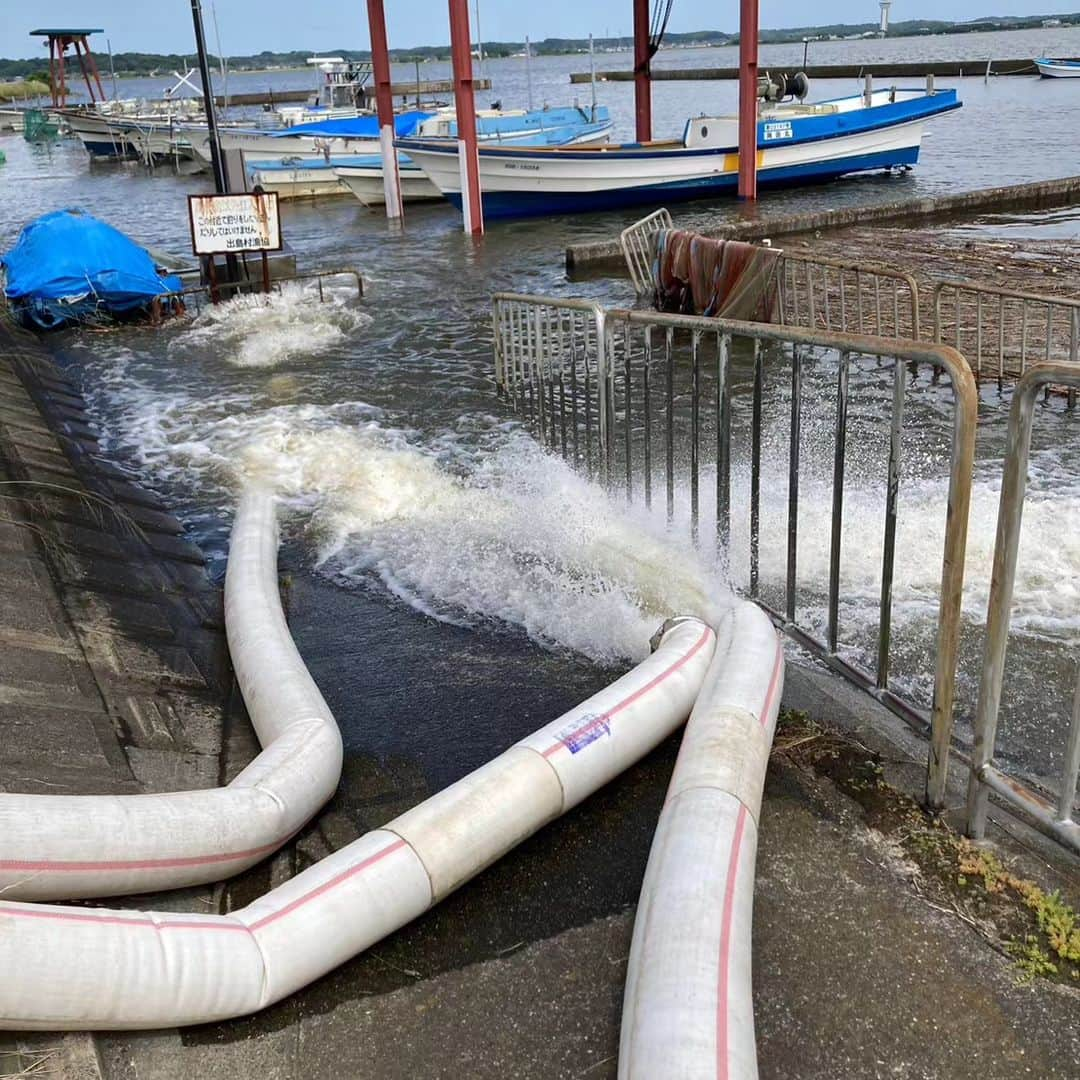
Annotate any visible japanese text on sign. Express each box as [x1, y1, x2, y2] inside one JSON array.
[[188, 193, 282, 255]]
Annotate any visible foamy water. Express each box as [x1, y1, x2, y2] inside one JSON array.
[[169, 283, 371, 369], [82, 344, 727, 662]]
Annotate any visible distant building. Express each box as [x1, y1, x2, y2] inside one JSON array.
[[879, 0, 892, 37], [1043, 18, 1062, 28]]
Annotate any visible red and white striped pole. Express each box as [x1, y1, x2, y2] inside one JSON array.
[[632, 0, 652, 142], [738, 0, 759, 200], [366, 0, 403, 221], [448, 0, 483, 235]]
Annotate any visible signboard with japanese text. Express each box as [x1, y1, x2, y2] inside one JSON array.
[[187, 192, 282, 255]]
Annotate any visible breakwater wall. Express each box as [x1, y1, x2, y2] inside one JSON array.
[[564, 173, 1080, 276], [569, 57, 1073, 83]]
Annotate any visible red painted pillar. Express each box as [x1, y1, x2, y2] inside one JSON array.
[[633, 0, 652, 142], [738, 0, 759, 200], [74, 40, 97, 105], [47, 38, 57, 107], [448, 0, 483, 234], [366, 0, 403, 221], [80, 36, 107, 101], [56, 41, 67, 107]]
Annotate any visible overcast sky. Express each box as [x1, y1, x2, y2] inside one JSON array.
[[3, 2, 1076, 58]]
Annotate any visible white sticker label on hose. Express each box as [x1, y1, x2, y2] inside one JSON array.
[[554, 713, 611, 754]]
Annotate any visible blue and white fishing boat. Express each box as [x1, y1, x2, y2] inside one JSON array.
[[1034, 57, 1080, 78], [397, 86, 961, 220], [250, 106, 614, 200]]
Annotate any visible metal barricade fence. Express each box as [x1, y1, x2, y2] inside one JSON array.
[[933, 280, 1080, 397], [492, 294, 608, 476], [494, 293, 978, 805], [966, 364, 1080, 852], [778, 253, 922, 341], [174, 267, 364, 316], [619, 208, 673, 295]]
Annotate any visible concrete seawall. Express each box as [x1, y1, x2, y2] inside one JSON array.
[[565, 173, 1080, 277], [569, 57, 1067, 83]]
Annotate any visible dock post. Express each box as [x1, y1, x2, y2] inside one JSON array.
[[366, 0, 403, 221], [448, 0, 483, 235], [633, 0, 652, 141], [738, 0, 759, 200]]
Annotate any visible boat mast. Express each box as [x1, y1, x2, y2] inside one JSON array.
[[106, 38, 118, 100], [474, 0, 483, 81], [525, 36, 533, 111], [188, 0, 227, 194], [589, 33, 597, 121]]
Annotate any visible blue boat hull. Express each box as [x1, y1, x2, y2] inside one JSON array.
[[446, 145, 921, 220], [82, 139, 135, 159]]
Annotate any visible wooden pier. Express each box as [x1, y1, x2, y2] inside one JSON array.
[[569, 57, 1079, 83]]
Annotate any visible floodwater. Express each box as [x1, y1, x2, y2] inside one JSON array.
[[1, 25, 1078, 799]]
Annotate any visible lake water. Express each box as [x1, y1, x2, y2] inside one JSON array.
[[1, 25, 1078, 800]]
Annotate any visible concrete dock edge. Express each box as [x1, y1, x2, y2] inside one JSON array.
[[565, 173, 1080, 277]]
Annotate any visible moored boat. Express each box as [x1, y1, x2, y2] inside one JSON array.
[[251, 108, 614, 201], [333, 157, 442, 205], [332, 113, 615, 207], [1035, 57, 1080, 78], [397, 86, 961, 220]]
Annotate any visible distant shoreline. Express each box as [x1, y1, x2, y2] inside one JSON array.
[[1, 16, 1077, 76]]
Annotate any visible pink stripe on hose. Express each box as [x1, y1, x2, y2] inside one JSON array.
[[543, 625, 713, 758], [715, 802, 749, 1080], [4, 839, 407, 930]]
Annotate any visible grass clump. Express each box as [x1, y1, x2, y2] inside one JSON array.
[[773, 709, 1080, 987]]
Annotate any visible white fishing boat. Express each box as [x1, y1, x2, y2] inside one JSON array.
[[1035, 57, 1080, 78], [333, 112, 616, 207], [333, 158, 442, 205], [397, 86, 961, 220], [276, 56, 373, 124], [251, 107, 614, 201]]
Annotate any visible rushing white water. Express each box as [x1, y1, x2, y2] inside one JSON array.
[[169, 283, 371, 369], [83, 348, 727, 663]]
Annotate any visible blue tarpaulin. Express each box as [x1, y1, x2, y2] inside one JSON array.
[[1, 209, 183, 329], [270, 110, 433, 139]]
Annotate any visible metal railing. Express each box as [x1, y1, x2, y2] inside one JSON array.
[[620, 208, 673, 295], [173, 267, 364, 316], [933, 280, 1080, 396], [494, 294, 978, 804], [778, 253, 922, 341], [492, 294, 608, 476], [965, 364, 1080, 851]]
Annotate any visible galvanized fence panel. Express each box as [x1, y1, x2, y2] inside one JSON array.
[[492, 293, 608, 477], [966, 364, 1080, 852], [619, 208, 673, 296], [493, 294, 978, 804], [933, 280, 1080, 396], [778, 253, 922, 341]]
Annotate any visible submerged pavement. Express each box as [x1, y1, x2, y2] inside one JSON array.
[[1, 322, 1078, 1079]]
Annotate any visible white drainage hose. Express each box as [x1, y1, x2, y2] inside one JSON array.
[[619, 601, 784, 1080], [0, 605, 713, 1028], [0, 490, 344, 901]]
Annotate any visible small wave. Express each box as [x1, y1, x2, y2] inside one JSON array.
[[169, 282, 370, 369]]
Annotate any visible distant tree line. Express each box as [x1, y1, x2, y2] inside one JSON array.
[[1, 13, 1076, 77]]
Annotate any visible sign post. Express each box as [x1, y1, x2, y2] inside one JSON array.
[[188, 192, 282, 301]]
